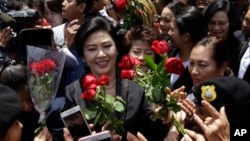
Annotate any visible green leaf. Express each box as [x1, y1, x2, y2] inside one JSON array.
[[152, 73, 159, 86], [34, 123, 46, 135], [113, 101, 124, 112], [168, 103, 181, 113], [84, 107, 97, 120], [105, 94, 115, 104], [152, 87, 163, 102], [116, 96, 126, 104], [157, 61, 164, 73], [145, 56, 157, 70], [112, 119, 125, 136], [93, 112, 101, 125]]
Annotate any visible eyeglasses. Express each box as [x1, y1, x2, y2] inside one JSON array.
[[208, 21, 229, 27]]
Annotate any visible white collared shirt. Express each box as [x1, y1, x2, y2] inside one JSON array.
[[238, 42, 250, 79]]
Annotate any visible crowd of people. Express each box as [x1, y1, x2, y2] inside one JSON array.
[[0, 0, 250, 141]]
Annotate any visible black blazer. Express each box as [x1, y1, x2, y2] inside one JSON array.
[[235, 41, 250, 84], [172, 67, 193, 93], [64, 78, 166, 141], [168, 48, 193, 93]]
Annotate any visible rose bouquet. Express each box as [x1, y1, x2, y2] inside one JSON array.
[[81, 74, 126, 135], [119, 40, 186, 135], [27, 45, 65, 133]]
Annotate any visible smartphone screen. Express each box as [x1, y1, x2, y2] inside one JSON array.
[[61, 105, 91, 141], [78, 131, 113, 141]]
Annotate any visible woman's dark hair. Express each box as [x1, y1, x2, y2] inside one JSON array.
[[75, 16, 118, 58], [174, 5, 206, 44], [194, 36, 229, 68], [203, 0, 241, 35], [84, 0, 93, 14], [45, 0, 63, 13], [166, 0, 186, 14], [0, 60, 27, 92], [123, 25, 157, 54]]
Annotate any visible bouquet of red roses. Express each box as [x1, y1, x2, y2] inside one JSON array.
[[119, 40, 186, 135], [27, 45, 65, 130], [81, 74, 125, 135]]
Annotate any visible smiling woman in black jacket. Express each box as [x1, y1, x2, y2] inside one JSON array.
[[63, 16, 167, 141]]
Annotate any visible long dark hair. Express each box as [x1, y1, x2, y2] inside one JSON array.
[[174, 5, 206, 44]]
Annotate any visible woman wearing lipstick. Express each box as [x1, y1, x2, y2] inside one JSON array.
[[203, 0, 242, 74], [64, 16, 166, 141], [122, 25, 161, 72], [187, 36, 233, 101]]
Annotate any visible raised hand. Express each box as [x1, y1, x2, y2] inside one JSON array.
[[127, 132, 147, 141], [192, 100, 230, 141]]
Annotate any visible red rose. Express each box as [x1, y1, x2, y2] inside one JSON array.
[[121, 70, 135, 80], [41, 59, 56, 73], [82, 74, 97, 88], [118, 55, 141, 70], [81, 88, 96, 101], [29, 62, 44, 77], [151, 40, 169, 54], [88, 83, 98, 89], [115, 0, 127, 11], [164, 57, 185, 75], [98, 75, 110, 86]]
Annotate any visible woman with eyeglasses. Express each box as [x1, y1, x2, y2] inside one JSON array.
[[203, 0, 242, 74]]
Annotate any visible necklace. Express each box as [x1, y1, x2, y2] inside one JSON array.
[[107, 80, 116, 89]]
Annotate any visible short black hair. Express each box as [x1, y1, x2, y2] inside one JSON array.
[[75, 16, 118, 58], [174, 5, 206, 43]]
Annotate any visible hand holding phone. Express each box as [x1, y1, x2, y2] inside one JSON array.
[[60, 105, 91, 141], [78, 131, 113, 141]]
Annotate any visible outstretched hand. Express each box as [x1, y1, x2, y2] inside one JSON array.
[[192, 100, 230, 141], [34, 127, 52, 141], [180, 129, 206, 141], [180, 100, 230, 141], [166, 86, 187, 102], [127, 132, 147, 141]]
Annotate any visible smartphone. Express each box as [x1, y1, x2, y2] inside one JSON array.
[[60, 105, 92, 141], [78, 131, 113, 141]]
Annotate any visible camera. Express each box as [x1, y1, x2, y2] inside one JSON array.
[[0, 0, 40, 56], [0, 0, 39, 32]]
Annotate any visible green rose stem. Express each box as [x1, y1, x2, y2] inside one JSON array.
[[34, 111, 46, 135], [173, 115, 186, 136]]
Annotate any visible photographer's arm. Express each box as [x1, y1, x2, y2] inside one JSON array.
[[51, 28, 78, 71]]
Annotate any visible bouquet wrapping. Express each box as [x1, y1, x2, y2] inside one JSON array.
[[27, 45, 65, 126]]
